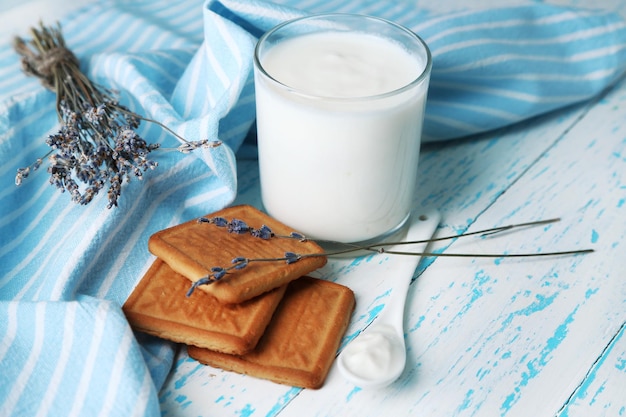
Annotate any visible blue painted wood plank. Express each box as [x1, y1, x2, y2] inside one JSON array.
[[557, 323, 626, 417], [160, 2, 626, 414], [279, 74, 626, 416]]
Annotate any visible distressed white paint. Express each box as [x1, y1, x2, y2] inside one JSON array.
[[159, 0, 626, 415]]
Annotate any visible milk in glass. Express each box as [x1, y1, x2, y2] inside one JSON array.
[[254, 16, 431, 243]]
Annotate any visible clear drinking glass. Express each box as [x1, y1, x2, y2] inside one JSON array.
[[253, 14, 432, 244]]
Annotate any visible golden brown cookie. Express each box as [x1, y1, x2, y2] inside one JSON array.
[[188, 276, 356, 389], [148, 204, 327, 304], [123, 258, 287, 355]]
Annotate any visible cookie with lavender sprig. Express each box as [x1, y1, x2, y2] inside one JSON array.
[[148, 205, 327, 304]]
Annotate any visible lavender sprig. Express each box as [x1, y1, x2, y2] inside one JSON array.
[[197, 216, 307, 241], [185, 252, 306, 297], [185, 216, 594, 296], [13, 22, 215, 208]]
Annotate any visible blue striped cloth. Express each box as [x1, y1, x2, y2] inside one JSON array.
[[1, 0, 624, 415]]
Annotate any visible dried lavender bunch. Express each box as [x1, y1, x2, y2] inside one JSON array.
[[13, 22, 213, 208], [186, 216, 594, 296]]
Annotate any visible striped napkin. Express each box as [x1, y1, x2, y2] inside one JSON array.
[[1, 0, 624, 415]]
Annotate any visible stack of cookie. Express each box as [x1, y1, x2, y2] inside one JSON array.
[[123, 205, 356, 389]]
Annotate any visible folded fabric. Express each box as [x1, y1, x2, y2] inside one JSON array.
[[1, 0, 625, 415], [201, 0, 626, 141]]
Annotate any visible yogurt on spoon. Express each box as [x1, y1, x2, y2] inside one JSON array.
[[337, 210, 440, 388]]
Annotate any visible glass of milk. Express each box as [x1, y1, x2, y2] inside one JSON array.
[[253, 14, 432, 244]]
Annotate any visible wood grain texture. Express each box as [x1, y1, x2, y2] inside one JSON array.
[[159, 0, 626, 414], [558, 323, 626, 417]]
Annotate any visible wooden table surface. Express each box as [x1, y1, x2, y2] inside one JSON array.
[[159, 1, 626, 416], [1, 0, 623, 416]]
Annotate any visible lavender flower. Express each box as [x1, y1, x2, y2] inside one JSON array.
[[251, 225, 273, 240], [197, 215, 310, 242], [13, 22, 215, 208], [184, 215, 594, 296], [178, 139, 223, 153], [289, 232, 307, 242], [185, 250, 311, 297], [231, 257, 249, 269], [284, 252, 301, 264], [211, 267, 227, 280], [213, 217, 229, 227], [227, 219, 250, 234]]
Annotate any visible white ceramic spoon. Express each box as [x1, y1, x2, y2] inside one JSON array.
[[336, 209, 440, 389]]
